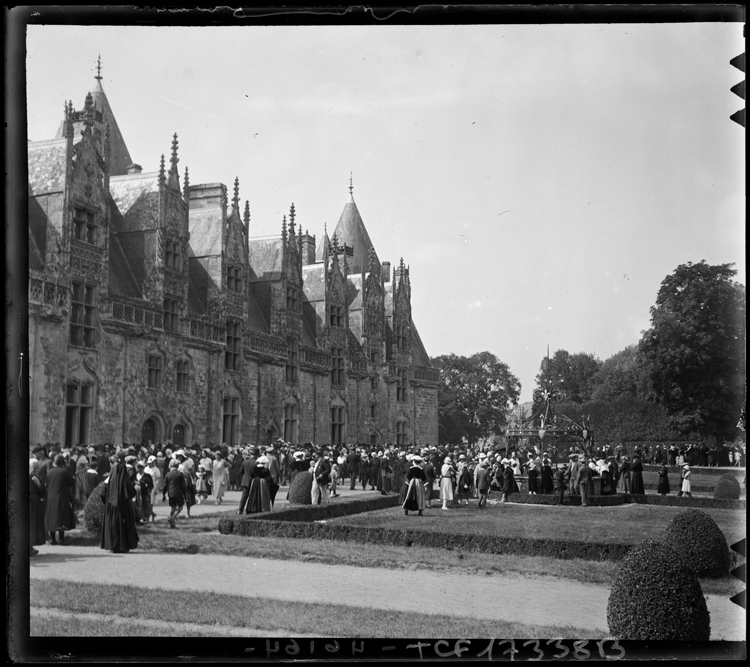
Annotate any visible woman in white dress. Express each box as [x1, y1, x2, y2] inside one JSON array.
[[439, 457, 454, 510], [212, 452, 229, 505], [680, 464, 692, 497]]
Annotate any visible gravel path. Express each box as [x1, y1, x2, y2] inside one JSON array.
[[30, 545, 744, 640]]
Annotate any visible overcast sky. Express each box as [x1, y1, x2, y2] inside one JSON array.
[[26, 22, 745, 402]]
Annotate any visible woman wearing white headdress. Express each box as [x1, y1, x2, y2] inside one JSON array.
[[439, 457, 454, 510], [402, 455, 426, 515]]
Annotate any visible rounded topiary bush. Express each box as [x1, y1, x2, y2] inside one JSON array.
[[607, 540, 710, 640], [287, 471, 313, 505], [664, 508, 730, 578], [713, 474, 741, 500], [83, 481, 107, 535]]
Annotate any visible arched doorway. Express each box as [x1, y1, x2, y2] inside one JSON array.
[[142, 418, 157, 446], [172, 424, 186, 449]]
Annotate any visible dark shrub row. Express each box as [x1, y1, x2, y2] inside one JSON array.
[[504, 493, 624, 507], [643, 464, 745, 478], [220, 494, 401, 531], [624, 493, 745, 510], [218, 517, 633, 561], [713, 474, 742, 500]]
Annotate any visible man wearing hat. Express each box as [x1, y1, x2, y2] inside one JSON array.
[[475, 457, 491, 509], [347, 447, 360, 491], [311, 449, 332, 506], [554, 463, 568, 505], [368, 450, 381, 491]]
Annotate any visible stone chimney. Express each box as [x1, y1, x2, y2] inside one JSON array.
[[300, 232, 316, 266], [381, 261, 391, 283], [126, 163, 142, 175]]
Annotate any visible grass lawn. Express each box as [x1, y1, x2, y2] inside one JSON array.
[[327, 502, 746, 546], [30, 580, 607, 639]]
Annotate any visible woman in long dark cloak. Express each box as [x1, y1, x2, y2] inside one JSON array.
[[246, 457, 277, 513], [540, 459, 554, 494], [402, 457, 426, 515], [45, 454, 77, 545], [657, 462, 670, 496], [630, 454, 645, 495], [100, 460, 139, 553], [29, 459, 47, 554], [377, 454, 392, 495]]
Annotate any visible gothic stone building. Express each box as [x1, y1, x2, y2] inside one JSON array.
[[27, 71, 439, 450]]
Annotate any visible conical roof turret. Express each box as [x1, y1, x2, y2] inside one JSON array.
[[56, 56, 133, 176], [331, 175, 380, 274], [315, 223, 331, 262]]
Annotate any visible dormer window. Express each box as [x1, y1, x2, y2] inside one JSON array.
[[396, 324, 408, 351], [286, 286, 300, 312], [329, 305, 344, 328], [73, 205, 98, 244], [165, 238, 182, 272], [227, 265, 242, 293]]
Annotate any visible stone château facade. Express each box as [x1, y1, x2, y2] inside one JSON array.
[[27, 67, 439, 450]]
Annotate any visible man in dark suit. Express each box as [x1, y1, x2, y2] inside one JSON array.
[[311, 449, 332, 505], [369, 451, 381, 490], [347, 448, 360, 490], [238, 447, 258, 514]]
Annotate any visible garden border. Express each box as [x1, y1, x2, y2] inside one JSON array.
[[217, 516, 633, 562]]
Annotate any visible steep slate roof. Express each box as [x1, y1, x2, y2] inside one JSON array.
[[187, 259, 208, 315], [346, 274, 363, 309], [89, 78, 132, 175], [302, 263, 326, 302], [108, 234, 142, 298], [109, 172, 160, 232], [315, 230, 331, 262], [331, 192, 380, 274], [189, 206, 224, 257], [28, 196, 49, 273], [28, 139, 68, 195], [301, 314, 317, 347], [410, 322, 431, 368], [246, 290, 269, 333], [247, 236, 284, 281]]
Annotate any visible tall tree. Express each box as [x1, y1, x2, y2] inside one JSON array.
[[432, 352, 521, 446], [535, 350, 602, 403], [639, 261, 746, 438], [591, 345, 652, 402]]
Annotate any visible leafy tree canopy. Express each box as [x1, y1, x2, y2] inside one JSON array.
[[535, 349, 602, 403], [639, 261, 745, 438], [591, 344, 652, 402], [431, 351, 521, 446]]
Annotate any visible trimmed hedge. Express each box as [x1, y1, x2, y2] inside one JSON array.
[[83, 481, 107, 535], [504, 493, 624, 507], [643, 464, 745, 478], [713, 474, 741, 500], [218, 517, 633, 562], [607, 540, 710, 640], [219, 493, 400, 530], [287, 471, 314, 505], [625, 493, 745, 511], [664, 509, 730, 578]]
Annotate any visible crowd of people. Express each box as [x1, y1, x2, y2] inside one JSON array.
[[28, 436, 744, 555]]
